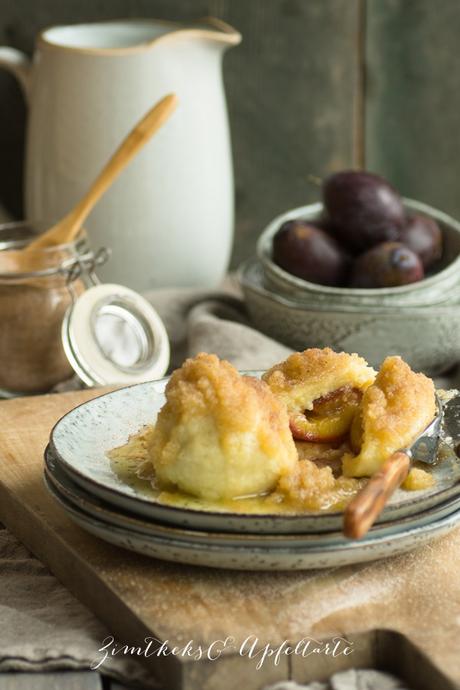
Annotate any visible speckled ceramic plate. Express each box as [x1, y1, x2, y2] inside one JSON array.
[[48, 378, 460, 534], [44, 471, 460, 571], [45, 444, 460, 547]]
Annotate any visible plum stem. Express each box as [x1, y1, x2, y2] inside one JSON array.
[[307, 174, 323, 188]]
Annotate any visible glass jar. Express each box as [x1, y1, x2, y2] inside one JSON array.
[[0, 222, 91, 395]]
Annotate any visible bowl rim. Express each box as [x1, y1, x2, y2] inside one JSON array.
[[239, 257, 460, 316], [256, 198, 460, 297]]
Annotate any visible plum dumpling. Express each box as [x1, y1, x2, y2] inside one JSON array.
[[263, 348, 376, 442], [149, 353, 297, 501], [342, 356, 436, 477]]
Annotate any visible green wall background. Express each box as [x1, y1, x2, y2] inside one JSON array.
[[366, 1, 460, 222], [0, 0, 457, 268]]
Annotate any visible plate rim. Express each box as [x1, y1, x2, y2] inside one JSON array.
[[48, 377, 460, 523], [43, 470, 460, 556], [44, 451, 460, 545]]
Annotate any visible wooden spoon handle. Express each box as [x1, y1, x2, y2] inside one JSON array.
[[29, 93, 178, 250], [71, 93, 178, 229], [343, 451, 411, 540]]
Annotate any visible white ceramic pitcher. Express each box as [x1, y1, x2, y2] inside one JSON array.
[[0, 18, 241, 290]]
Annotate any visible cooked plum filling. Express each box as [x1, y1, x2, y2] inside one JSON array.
[[289, 386, 362, 442], [349, 407, 363, 453]]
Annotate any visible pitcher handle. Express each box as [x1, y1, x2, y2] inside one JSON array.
[[0, 47, 31, 100]]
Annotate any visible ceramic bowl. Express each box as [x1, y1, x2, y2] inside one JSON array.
[[256, 199, 460, 308], [240, 259, 460, 374]]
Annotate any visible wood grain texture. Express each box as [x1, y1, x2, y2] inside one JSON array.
[[0, 0, 362, 266], [366, 0, 460, 222], [343, 451, 411, 540], [0, 390, 460, 689]]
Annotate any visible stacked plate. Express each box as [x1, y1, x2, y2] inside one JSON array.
[[45, 377, 460, 571]]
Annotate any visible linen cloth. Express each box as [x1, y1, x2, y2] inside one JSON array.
[[0, 281, 444, 688]]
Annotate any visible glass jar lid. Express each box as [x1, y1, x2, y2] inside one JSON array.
[[61, 283, 170, 386]]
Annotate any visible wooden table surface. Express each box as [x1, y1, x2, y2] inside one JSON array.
[[0, 389, 460, 690]]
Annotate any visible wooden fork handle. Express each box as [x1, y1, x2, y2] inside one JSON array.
[[343, 451, 411, 540]]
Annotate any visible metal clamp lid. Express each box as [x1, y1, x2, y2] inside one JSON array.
[[61, 283, 170, 387]]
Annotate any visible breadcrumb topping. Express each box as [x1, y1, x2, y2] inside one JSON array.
[[263, 348, 376, 413], [149, 353, 298, 500], [343, 356, 436, 477]]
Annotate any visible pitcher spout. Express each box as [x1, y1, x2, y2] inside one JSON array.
[[196, 16, 242, 48]]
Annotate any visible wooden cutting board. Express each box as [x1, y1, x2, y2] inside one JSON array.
[[0, 389, 459, 690]]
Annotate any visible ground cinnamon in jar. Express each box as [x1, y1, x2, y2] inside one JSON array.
[[0, 224, 86, 394]]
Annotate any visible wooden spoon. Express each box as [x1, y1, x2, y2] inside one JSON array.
[[0, 93, 178, 274]]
